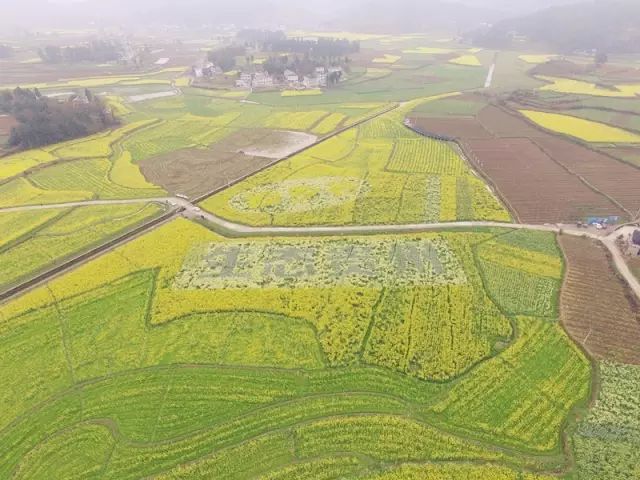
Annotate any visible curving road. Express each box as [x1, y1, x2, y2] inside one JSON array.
[[2, 196, 639, 301]]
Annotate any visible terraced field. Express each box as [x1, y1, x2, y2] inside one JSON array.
[[0, 219, 591, 478]]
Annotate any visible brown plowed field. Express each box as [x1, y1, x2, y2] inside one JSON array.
[[139, 129, 318, 199], [559, 235, 640, 364], [464, 138, 623, 223], [534, 136, 640, 215], [417, 103, 633, 223], [140, 148, 273, 199]]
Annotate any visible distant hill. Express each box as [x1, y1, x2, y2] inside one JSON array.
[[472, 0, 640, 53]]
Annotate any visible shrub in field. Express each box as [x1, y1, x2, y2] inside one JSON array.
[[520, 110, 640, 143]]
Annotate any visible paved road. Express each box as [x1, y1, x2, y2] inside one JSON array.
[[484, 63, 496, 88], [2, 196, 639, 301]]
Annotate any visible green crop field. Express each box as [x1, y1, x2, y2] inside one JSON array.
[[2, 28, 640, 480], [0, 203, 165, 289], [0, 219, 591, 478]]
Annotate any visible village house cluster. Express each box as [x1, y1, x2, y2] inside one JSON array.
[[235, 65, 344, 90], [191, 59, 344, 91]]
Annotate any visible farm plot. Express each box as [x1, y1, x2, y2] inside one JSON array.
[[27, 158, 161, 199], [558, 235, 640, 364], [449, 55, 482, 67], [464, 137, 624, 223], [475, 230, 563, 318], [409, 117, 493, 139], [572, 362, 640, 480], [417, 104, 632, 223], [532, 136, 640, 216], [0, 177, 91, 208], [201, 111, 510, 226], [0, 120, 150, 182], [138, 129, 314, 199], [538, 75, 640, 97], [409, 93, 488, 118], [519, 110, 640, 143], [0, 203, 164, 290], [0, 218, 590, 478], [123, 113, 239, 163]]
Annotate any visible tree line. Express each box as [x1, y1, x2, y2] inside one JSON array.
[[0, 88, 118, 151], [38, 40, 123, 64]]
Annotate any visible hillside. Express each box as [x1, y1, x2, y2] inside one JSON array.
[[472, 0, 640, 53]]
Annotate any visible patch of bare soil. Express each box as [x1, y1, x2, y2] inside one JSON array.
[[139, 129, 316, 198], [463, 138, 624, 223], [559, 235, 640, 364], [533, 135, 640, 215], [140, 148, 273, 199]]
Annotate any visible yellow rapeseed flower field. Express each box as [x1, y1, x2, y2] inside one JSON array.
[[449, 55, 482, 66], [372, 54, 401, 64], [281, 89, 323, 97], [520, 110, 640, 143], [538, 75, 640, 97], [518, 54, 558, 64]]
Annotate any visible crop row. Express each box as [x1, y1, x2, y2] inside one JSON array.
[[0, 203, 163, 289]]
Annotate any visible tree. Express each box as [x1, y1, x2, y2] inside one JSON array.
[[595, 50, 609, 66], [1, 87, 117, 151]]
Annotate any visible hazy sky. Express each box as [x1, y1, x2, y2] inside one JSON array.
[[0, 0, 581, 31]]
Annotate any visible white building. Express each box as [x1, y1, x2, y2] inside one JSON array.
[[252, 72, 274, 88], [284, 69, 299, 86], [235, 72, 252, 88]]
